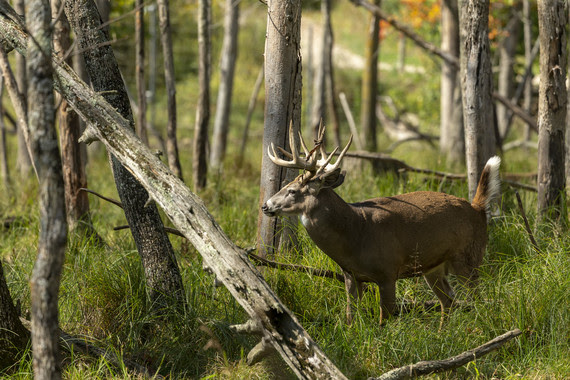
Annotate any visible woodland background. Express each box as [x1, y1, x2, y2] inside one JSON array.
[[0, 0, 569, 379]]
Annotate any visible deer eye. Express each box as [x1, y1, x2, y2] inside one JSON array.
[[287, 189, 297, 195]]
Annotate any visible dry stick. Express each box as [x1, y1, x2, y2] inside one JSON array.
[[80, 188, 123, 208], [0, 46, 38, 179], [338, 92, 363, 150], [373, 329, 522, 380], [514, 190, 541, 253]]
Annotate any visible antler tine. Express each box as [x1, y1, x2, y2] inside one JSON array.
[[316, 134, 353, 176]]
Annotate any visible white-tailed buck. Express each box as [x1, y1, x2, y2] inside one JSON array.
[[262, 124, 501, 324]]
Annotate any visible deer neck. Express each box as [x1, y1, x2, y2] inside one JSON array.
[[300, 188, 361, 261]]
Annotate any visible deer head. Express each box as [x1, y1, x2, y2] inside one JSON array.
[[261, 122, 353, 217]]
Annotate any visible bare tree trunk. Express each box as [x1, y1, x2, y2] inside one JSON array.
[[157, 0, 182, 179], [497, 6, 521, 141], [193, 0, 210, 191], [26, 0, 68, 378], [323, 0, 341, 148], [459, 0, 495, 200], [257, 0, 302, 257], [135, 0, 148, 144], [523, 0, 533, 143], [51, 0, 98, 239], [14, 0, 31, 179], [310, 5, 326, 140], [239, 65, 263, 162], [0, 78, 10, 187], [211, 0, 239, 170], [537, 0, 567, 221], [65, 0, 185, 308], [361, 0, 380, 152], [440, 0, 464, 166], [0, 260, 29, 369]]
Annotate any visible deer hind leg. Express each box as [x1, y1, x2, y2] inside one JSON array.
[[451, 244, 485, 301], [424, 264, 455, 311], [343, 270, 363, 325]]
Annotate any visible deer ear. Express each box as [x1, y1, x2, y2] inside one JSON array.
[[321, 169, 345, 189]]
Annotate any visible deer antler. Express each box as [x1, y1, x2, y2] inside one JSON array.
[[267, 120, 352, 174]]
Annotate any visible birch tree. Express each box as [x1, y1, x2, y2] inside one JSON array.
[[459, 0, 495, 200]]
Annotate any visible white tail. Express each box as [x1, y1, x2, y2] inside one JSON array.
[[262, 123, 501, 324]]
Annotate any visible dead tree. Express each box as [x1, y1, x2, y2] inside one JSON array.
[[64, 0, 185, 308], [257, 0, 302, 257], [361, 0, 380, 152], [211, 0, 239, 170], [439, 0, 464, 166], [537, 0, 567, 221], [0, 77, 9, 186], [157, 0, 183, 179], [193, 0, 211, 190], [26, 0, 68, 378], [459, 0, 495, 200]]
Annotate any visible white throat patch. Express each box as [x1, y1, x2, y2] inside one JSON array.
[[300, 214, 310, 227]]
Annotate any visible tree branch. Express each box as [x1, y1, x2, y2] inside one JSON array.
[[373, 329, 522, 380]]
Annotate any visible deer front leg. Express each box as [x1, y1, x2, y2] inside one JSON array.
[[378, 280, 396, 325], [343, 270, 363, 325]]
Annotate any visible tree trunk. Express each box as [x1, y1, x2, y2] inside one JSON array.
[[157, 0, 183, 179], [361, 0, 380, 152], [14, 0, 31, 179], [257, 0, 302, 257], [135, 0, 148, 144], [193, 0, 211, 191], [0, 78, 10, 186], [0, 260, 29, 369], [26, 0, 68, 378], [310, 5, 327, 141], [51, 0, 98, 239], [537, 0, 567, 221], [440, 0, 464, 167], [211, 0, 239, 170], [0, 14, 348, 376], [64, 0, 185, 308], [523, 0, 533, 143], [323, 0, 342, 148], [497, 7, 521, 140], [459, 0, 495, 200]]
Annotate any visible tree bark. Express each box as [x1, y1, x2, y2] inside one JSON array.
[[193, 0, 211, 191], [257, 0, 302, 257], [440, 0, 464, 167], [135, 0, 148, 144], [26, 0, 68, 378], [211, 0, 239, 170], [323, 0, 342, 148], [64, 0, 185, 308], [361, 0, 380, 152], [459, 0, 495, 200], [0, 260, 29, 369], [51, 0, 97, 239], [157, 0, 183, 179], [537, 0, 567, 221]]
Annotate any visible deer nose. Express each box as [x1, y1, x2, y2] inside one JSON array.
[[261, 202, 275, 216]]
